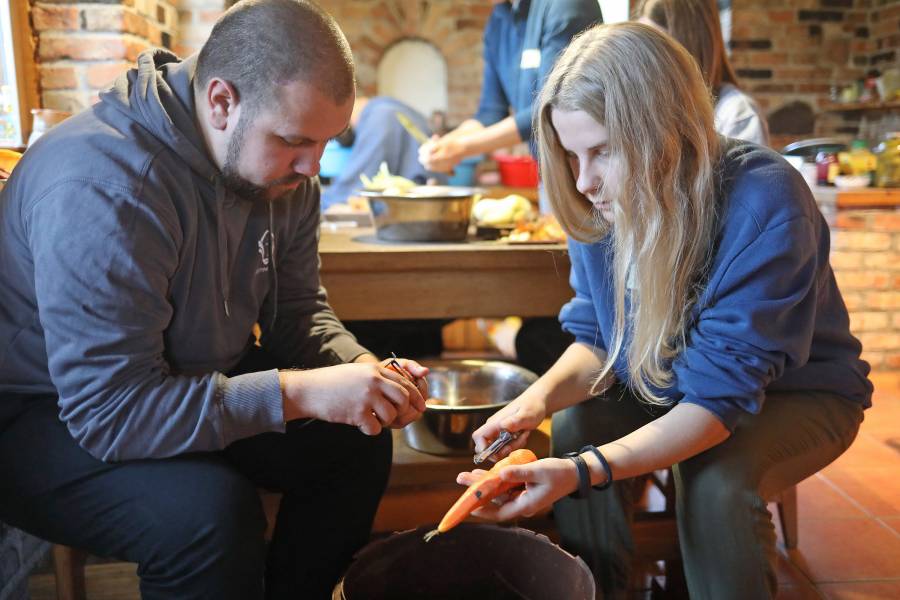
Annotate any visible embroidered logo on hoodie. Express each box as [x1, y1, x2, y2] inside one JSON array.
[[256, 230, 271, 274]]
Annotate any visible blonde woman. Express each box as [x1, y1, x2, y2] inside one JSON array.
[[637, 0, 770, 145], [461, 23, 871, 599]]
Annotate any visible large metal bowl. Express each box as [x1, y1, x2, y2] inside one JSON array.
[[362, 186, 480, 242], [403, 359, 538, 456]]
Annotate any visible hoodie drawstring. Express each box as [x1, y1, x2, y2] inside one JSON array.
[[268, 202, 278, 330], [215, 177, 231, 318]]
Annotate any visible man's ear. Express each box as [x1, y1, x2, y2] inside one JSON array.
[[205, 78, 239, 131]]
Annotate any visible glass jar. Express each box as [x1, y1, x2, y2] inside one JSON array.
[[816, 150, 840, 186], [874, 133, 900, 188]]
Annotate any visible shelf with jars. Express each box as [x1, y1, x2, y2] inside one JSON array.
[[822, 99, 900, 113]]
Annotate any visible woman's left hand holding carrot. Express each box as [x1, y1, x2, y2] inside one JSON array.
[[456, 457, 582, 521]]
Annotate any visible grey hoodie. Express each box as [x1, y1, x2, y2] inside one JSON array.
[[0, 50, 369, 461]]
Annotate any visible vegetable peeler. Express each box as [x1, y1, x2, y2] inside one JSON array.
[[473, 429, 520, 465]]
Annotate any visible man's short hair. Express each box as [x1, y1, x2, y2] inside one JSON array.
[[196, 0, 355, 110]]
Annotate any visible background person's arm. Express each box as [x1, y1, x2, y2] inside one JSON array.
[[418, 117, 522, 173]]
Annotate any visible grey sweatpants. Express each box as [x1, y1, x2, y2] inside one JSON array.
[[551, 386, 863, 599]]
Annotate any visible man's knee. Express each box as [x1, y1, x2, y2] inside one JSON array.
[[349, 427, 392, 488], [137, 460, 266, 568]]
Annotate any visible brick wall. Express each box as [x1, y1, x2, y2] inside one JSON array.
[[179, 0, 494, 125], [29, 0, 178, 114], [317, 0, 491, 125], [832, 210, 900, 373], [175, 0, 227, 57], [729, 0, 898, 150], [870, 0, 899, 69]]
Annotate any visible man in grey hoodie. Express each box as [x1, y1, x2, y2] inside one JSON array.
[[0, 1, 428, 597]]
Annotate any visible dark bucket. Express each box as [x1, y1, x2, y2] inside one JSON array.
[[333, 523, 596, 600]]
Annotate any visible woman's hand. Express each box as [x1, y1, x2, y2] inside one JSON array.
[[471, 389, 548, 461], [456, 457, 579, 521]]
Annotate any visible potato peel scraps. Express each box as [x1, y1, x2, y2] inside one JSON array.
[[360, 162, 417, 195]]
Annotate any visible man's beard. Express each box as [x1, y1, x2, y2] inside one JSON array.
[[222, 112, 307, 203]]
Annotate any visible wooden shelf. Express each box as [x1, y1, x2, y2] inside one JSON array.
[[822, 99, 900, 113], [834, 187, 900, 208]]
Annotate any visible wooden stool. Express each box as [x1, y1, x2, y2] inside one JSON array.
[[635, 468, 798, 596]]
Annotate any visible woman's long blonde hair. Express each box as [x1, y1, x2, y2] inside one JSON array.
[[636, 0, 739, 95], [536, 23, 721, 404]]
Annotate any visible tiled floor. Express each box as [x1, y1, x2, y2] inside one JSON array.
[[770, 378, 900, 599], [29, 380, 900, 599]]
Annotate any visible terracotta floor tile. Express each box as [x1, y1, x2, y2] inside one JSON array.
[[824, 433, 900, 471], [817, 580, 900, 599], [861, 397, 900, 442], [788, 518, 900, 582], [776, 582, 822, 600], [820, 466, 900, 517], [776, 549, 815, 587], [793, 475, 868, 520], [882, 517, 900, 538]]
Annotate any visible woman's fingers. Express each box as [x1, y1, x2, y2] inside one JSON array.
[[456, 469, 489, 486]]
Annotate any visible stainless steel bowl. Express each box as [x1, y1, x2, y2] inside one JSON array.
[[362, 186, 480, 242], [403, 359, 538, 455]]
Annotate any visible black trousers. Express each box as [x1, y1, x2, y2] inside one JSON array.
[[0, 354, 392, 599]]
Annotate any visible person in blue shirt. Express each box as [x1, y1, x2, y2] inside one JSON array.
[[419, 0, 601, 378], [321, 96, 446, 210], [460, 23, 872, 599], [418, 0, 602, 173]]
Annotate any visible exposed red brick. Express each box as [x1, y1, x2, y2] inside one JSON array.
[[81, 6, 125, 32], [883, 353, 900, 370], [870, 214, 900, 232], [39, 65, 78, 90], [198, 10, 222, 25], [856, 332, 900, 351], [85, 62, 130, 89], [39, 35, 148, 62], [836, 271, 891, 291], [32, 5, 79, 31], [767, 10, 794, 23]]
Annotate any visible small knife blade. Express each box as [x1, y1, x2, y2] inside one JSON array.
[[395, 112, 430, 145]]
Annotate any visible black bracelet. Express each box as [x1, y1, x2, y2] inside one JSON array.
[[580, 445, 613, 491], [563, 452, 592, 500]]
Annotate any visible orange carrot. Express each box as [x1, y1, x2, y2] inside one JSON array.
[[424, 448, 538, 542]]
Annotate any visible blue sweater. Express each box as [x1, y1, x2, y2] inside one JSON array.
[[475, 0, 602, 145], [559, 141, 872, 429]]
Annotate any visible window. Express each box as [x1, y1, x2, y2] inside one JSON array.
[[0, 1, 38, 149]]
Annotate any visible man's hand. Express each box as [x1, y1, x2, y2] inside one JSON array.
[[381, 357, 429, 428], [279, 359, 429, 434]]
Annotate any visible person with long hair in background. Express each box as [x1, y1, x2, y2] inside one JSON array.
[[460, 23, 870, 599], [637, 0, 770, 145]]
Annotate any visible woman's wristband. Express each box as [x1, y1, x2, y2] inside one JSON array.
[[580, 445, 613, 491], [563, 452, 592, 499]]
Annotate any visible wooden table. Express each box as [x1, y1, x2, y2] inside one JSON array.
[[318, 227, 572, 320]]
